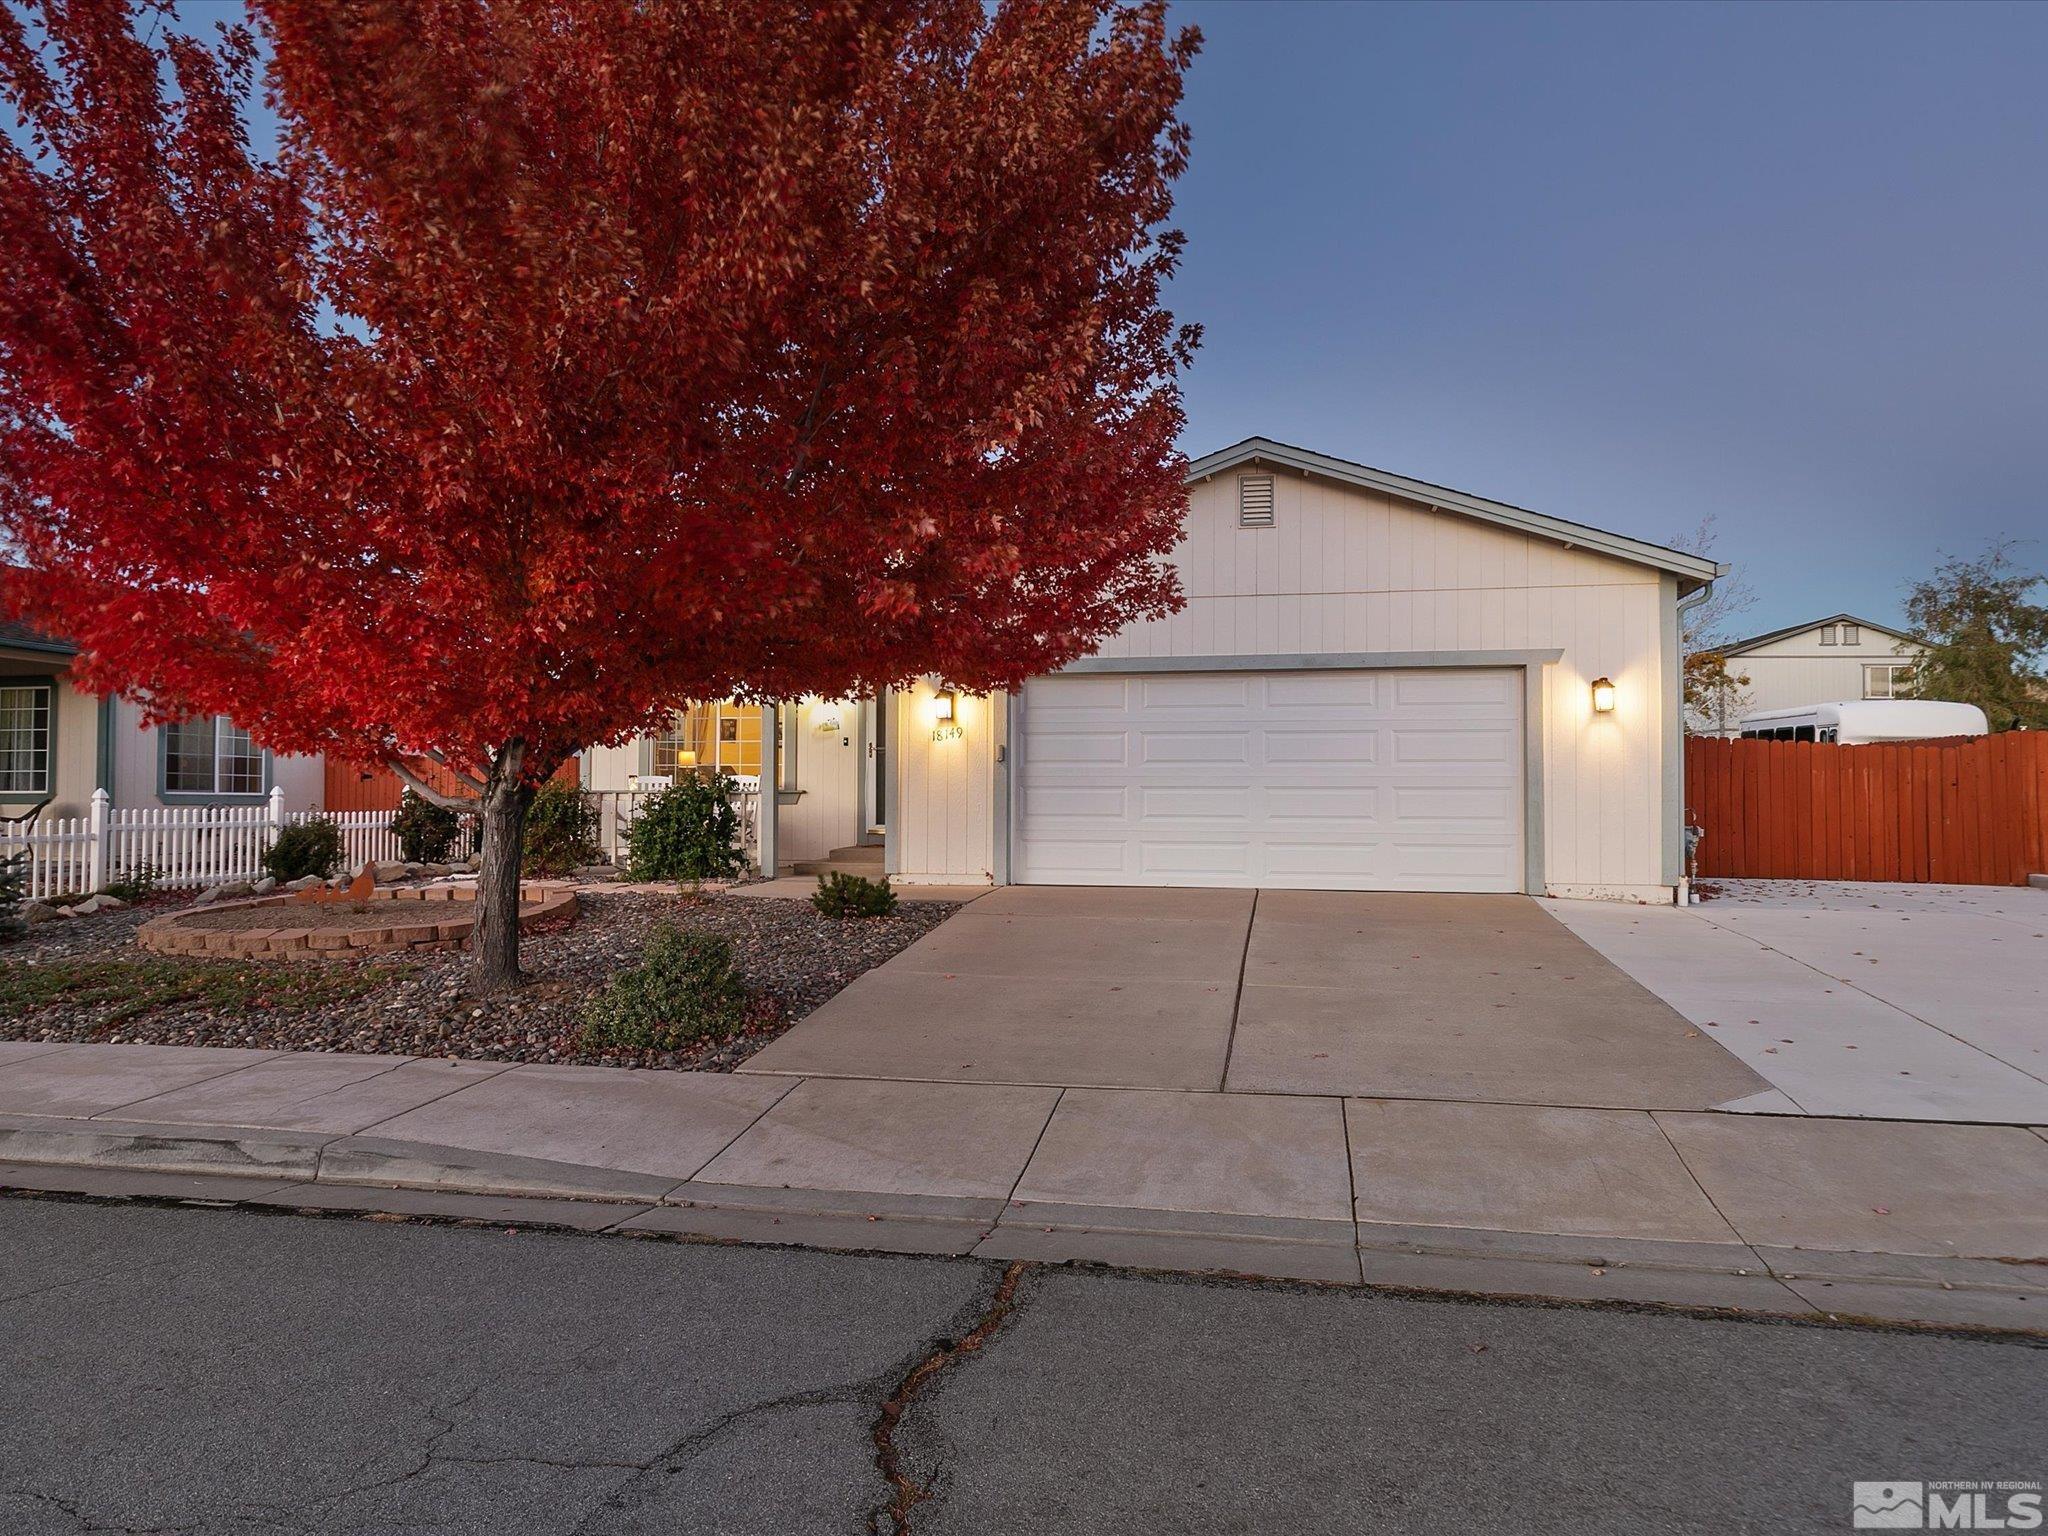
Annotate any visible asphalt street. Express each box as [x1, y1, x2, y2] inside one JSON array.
[[1, 1195, 2040, 1535]]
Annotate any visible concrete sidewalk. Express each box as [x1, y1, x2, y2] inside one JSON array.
[[2, 1041, 2043, 1333]]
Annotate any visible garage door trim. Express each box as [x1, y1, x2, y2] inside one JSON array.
[[1004, 649, 1558, 894]]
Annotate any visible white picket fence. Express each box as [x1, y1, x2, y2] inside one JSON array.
[[0, 789, 461, 902], [585, 778, 760, 867], [0, 781, 758, 901]]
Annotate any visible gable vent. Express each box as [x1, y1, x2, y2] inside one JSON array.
[[1238, 474, 1276, 528]]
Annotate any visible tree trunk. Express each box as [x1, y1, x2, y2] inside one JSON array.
[[473, 740, 535, 996]]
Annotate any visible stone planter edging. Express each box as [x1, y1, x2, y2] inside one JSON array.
[[135, 883, 579, 961]]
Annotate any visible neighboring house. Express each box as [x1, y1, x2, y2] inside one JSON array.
[[615, 436, 1721, 903], [1699, 613, 1928, 736], [0, 623, 322, 821]]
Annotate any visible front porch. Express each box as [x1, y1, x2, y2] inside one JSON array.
[[586, 684, 997, 888]]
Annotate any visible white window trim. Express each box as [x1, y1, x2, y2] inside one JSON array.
[[160, 715, 269, 801], [0, 680, 55, 801], [1862, 663, 1916, 700]]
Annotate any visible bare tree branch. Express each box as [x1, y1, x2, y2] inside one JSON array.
[[419, 749, 489, 794], [386, 758, 480, 810]]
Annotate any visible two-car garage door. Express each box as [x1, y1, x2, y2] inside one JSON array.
[[1012, 668, 1524, 892]]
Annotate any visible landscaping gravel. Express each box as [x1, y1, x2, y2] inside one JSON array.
[[9, 900, 160, 959], [0, 888, 956, 1071]]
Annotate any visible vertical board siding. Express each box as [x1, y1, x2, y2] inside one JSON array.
[[894, 678, 996, 882], [1684, 733, 2048, 886]]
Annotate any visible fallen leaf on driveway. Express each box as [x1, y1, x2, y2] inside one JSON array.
[[1872, 1206, 1891, 1216]]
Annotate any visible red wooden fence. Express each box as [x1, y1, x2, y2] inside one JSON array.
[[1684, 732, 2048, 886], [323, 757, 579, 813]]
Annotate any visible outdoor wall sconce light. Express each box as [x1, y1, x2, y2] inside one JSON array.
[[1590, 677, 1617, 714], [933, 687, 957, 723]]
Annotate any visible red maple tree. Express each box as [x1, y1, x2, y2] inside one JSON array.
[[0, 0, 1199, 988]]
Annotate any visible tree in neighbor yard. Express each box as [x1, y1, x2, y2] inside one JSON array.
[[1904, 541, 2048, 731], [1670, 517, 1755, 734], [0, 0, 1200, 990]]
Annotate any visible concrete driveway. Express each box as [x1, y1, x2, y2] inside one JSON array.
[[742, 887, 1772, 1112], [1549, 880, 2048, 1123]]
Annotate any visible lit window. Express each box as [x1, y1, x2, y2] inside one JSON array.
[[163, 717, 265, 796], [650, 709, 700, 780], [0, 683, 52, 797]]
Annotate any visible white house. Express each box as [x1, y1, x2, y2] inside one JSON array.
[[611, 437, 1722, 904], [1700, 613, 1928, 736]]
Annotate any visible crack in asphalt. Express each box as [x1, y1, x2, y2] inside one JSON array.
[[2, 1483, 199, 1535], [193, 1265, 1038, 1536], [557, 1264, 1038, 1536], [0, 1255, 186, 1309], [870, 1260, 1031, 1536]]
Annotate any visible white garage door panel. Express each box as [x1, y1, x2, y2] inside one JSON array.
[[1016, 668, 1523, 892]]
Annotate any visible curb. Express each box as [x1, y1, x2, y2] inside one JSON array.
[[0, 1120, 2040, 1336]]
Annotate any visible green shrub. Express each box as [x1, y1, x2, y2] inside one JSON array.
[[580, 926, 752, 1051], [521, 781, 602, 876], [102, 863, 162, 904], [0, 850, 26, 940], [623, 774, 746, 882], [811, 871, 897, 919], [264, 818, 342, 882], [390, 788, 461, 864]]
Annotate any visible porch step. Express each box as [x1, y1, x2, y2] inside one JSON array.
[[788, 845, 885, 879]]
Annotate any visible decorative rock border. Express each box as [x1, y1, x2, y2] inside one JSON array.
[[136, 882, 579, 961]]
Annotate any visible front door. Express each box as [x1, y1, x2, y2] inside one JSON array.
[[861, 691, 889, 844]]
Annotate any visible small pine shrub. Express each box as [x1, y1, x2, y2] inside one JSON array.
[[580, 926, 752, 1051], [623, 774, 746, 882], [264, 818, 342, 882], [521, 781, 603, 876], [102, 863, 162, 904], [811, 871, 898, 919], [390, 788, 461, 864], [0, 849, 27, 940]]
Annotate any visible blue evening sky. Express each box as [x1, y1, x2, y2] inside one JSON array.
[[1163, 0, 2047, 634]]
